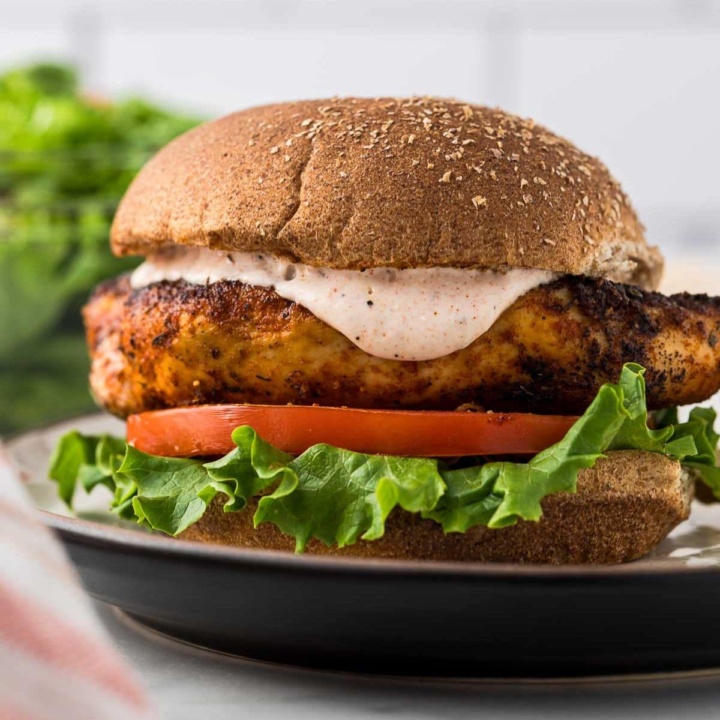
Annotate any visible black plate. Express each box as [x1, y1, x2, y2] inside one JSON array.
[[12, 416, 720, 679]]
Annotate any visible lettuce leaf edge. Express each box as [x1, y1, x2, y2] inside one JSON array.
[[48, 364, 720, 552]]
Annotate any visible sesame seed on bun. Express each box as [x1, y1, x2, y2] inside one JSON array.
[[111, 97, 662, 289]]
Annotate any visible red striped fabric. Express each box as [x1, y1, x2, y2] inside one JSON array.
[[0, 447, 156, 720]]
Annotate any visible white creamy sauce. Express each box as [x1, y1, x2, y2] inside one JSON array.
[[131, 248, 555, 361]]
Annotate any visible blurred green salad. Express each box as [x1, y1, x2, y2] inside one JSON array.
[[0, 63, 201, 434]]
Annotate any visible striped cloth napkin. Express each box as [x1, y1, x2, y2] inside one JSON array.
[[0, 447, 156, 720]]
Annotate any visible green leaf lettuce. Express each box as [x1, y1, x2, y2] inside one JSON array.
[[49, 364, 720, 552], [0, 62, 201, 434]]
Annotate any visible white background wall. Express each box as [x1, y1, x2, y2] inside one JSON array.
[[2, 0, 720, 265]]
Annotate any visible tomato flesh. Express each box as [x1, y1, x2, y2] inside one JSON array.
[[127, 404, 578, 459]]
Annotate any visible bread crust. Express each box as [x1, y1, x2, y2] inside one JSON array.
[[111, 97, 662, 289], [180, 450, 691, 565]]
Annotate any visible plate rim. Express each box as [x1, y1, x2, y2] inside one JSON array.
[[113, 606, 720, 685], [38, 507, 720, 580]]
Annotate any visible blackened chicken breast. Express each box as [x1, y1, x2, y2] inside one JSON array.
[[85, 275, 720, 417]]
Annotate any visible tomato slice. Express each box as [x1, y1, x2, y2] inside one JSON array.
[[127, 405, 578, 459]]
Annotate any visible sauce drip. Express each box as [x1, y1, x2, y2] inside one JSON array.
[[131, 248, 555, 361]]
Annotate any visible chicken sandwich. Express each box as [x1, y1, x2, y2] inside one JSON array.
[[51, 97, 720, 564]]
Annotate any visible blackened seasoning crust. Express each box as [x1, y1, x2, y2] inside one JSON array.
[[85, 274, 720, 417]]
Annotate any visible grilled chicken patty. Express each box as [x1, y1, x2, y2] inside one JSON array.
[[85, 275, 720, 417]]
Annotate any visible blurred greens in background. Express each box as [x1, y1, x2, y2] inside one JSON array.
[[0, 63, 201, 435]]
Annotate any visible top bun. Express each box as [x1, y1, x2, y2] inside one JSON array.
[[111, 97, 662, 289]]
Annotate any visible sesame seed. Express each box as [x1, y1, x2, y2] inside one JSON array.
[[542, 238, 556, 246], [533, 177, 547, 185], [270, 146, 279, 154], [471, 195, 487, 209]]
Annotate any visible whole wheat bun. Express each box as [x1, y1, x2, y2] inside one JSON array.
[[112, 97, 663, 289], [181, 450, 691, 565]]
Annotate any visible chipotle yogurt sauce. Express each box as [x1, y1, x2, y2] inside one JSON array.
[[131, 247, 555, 361]]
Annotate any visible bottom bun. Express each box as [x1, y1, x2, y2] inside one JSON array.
[[180, 450, 692, 564]]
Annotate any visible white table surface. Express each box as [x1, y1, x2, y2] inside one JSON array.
[[96, 599, 720, 720]]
